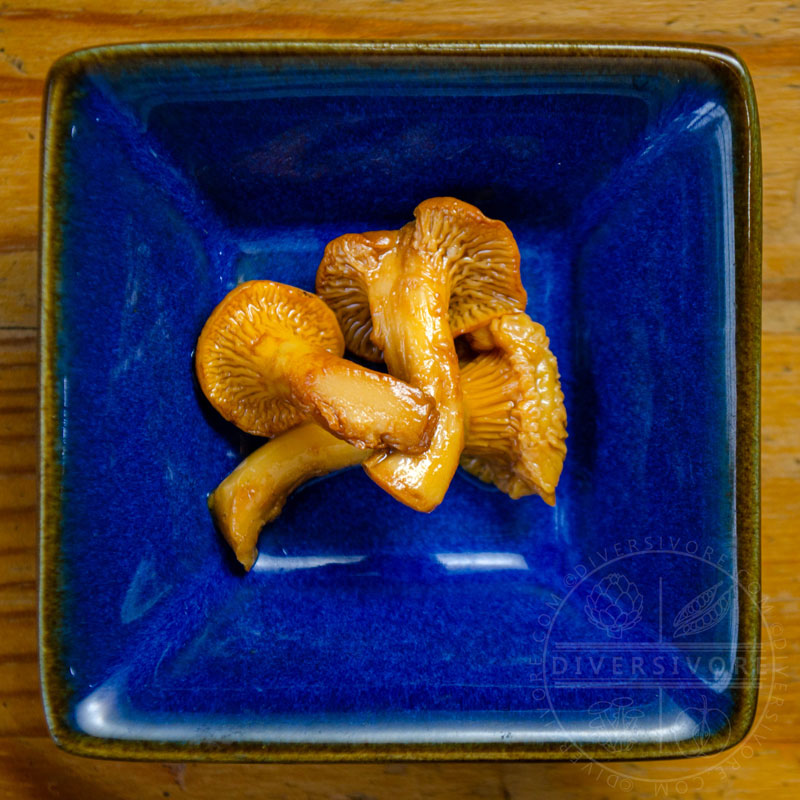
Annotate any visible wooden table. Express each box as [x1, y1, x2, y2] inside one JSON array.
[[2, 2, 798, 797]]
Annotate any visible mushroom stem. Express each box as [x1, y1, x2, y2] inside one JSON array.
[[361, 239, 465, 512], [209, 423, 370, 570], [282, 347, 438, 454]]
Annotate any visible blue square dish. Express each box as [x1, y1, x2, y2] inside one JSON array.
[[39, 42, 761, 761]]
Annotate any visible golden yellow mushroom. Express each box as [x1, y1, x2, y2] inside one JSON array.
[[316, 197, 527, 512], [195, 280, 437, 454], [209, 424, 369, 570], [213, 313, 566, 569], [460, 312, 568, 505]]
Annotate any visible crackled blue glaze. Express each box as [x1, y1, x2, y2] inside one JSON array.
[[48, 52, 742, 750]]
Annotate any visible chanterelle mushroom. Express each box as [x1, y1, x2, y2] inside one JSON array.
[[316, 197, 527, 511], [210, 424, 369, 570], [460, 312, 567, 504], [196, 280, 437, 453], [213, 313, 566, 569]]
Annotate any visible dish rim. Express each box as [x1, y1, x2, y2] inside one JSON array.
[[38, 39, 761, 763]]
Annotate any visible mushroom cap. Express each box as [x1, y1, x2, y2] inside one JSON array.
[[196, 280, 345, 438], [412, 197, 527, 333], [316, 198, 526, 361], [460, 313, 567, 504], [315, 231, 392, 362]]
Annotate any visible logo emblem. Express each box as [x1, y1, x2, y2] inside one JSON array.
[[673, 581, 735, 638], [584, 572, 643, 638]]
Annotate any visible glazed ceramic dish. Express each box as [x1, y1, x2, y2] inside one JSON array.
[[39, 41, 761, 761]]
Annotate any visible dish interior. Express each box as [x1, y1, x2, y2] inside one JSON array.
[[49, 52, 740, 749]]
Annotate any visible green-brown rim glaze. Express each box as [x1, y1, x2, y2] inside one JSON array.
[[39, 40, 761, 763]]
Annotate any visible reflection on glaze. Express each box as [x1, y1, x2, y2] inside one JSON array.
[[120, 557, 171, 624], [434, 552, 529, 572], [73, 674, 698, 743], [251, 553, 366, 573]]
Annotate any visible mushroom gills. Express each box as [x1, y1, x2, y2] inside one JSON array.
[[195, 280, 437, 453], [460, 313, 568, 504]]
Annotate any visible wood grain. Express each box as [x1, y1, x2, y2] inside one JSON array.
[[1, 1, 799, 796]]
